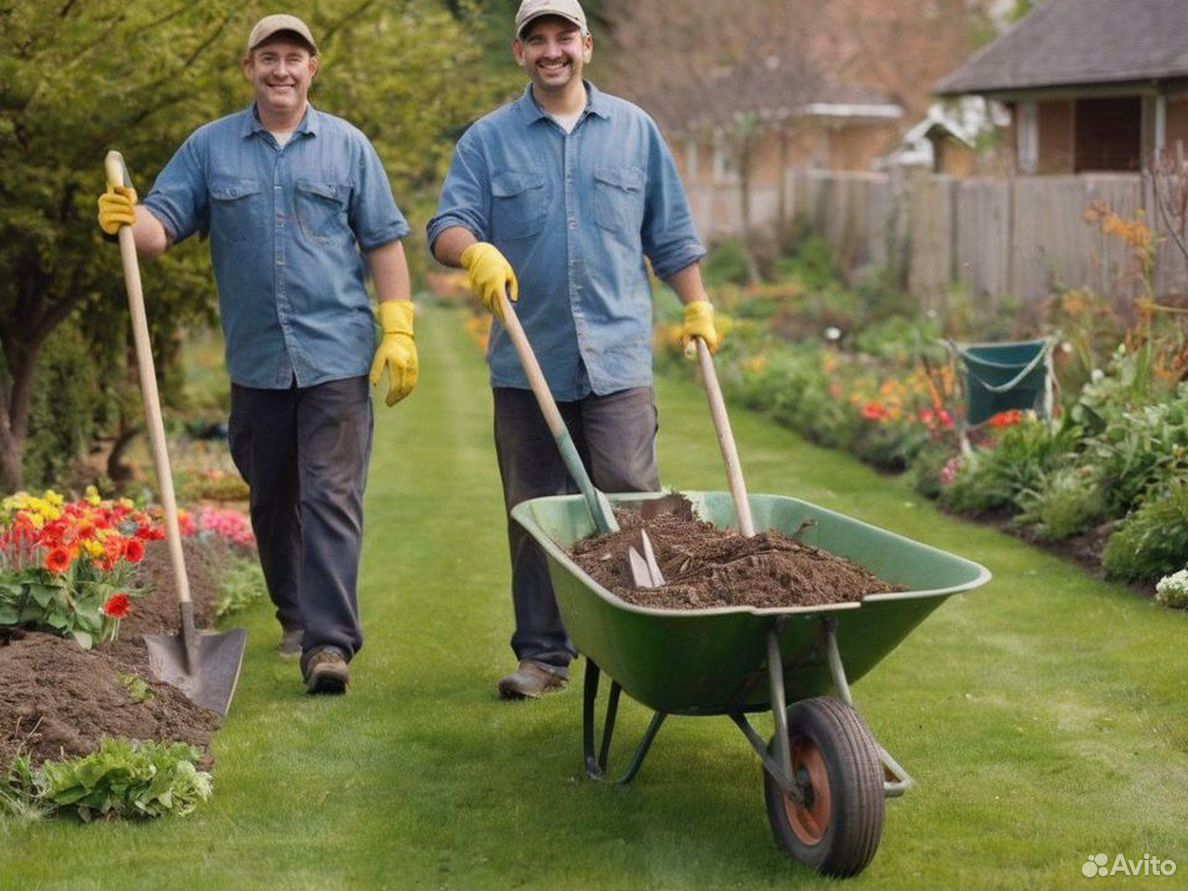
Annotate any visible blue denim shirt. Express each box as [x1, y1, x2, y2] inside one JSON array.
[[144, 104, 409, 389], [427, 83, 705, 400]]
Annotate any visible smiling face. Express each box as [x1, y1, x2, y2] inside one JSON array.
[[513, 15, 592, 97], [242, 36, 319, 127]]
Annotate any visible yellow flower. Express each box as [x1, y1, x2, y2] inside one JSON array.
[[81, 539, 105, 559], [85, 485, 102, 506]]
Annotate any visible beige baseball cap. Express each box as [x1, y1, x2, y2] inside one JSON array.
[[246, 14, 318, 54], [514, 0, 587, 38]]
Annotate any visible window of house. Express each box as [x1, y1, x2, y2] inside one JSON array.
[[1074, 96, 1141, 172]]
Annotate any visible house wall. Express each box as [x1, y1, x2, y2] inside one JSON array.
[[1165, 96, 1187, 155]]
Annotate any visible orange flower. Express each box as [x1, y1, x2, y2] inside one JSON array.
[[44, 546, 72, 574], [102, 593, 132, 620]]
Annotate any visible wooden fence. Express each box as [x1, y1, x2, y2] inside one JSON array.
[[686, 170, 1188, 303]]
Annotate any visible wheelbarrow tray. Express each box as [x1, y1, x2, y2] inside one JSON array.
[[511, 491, 990, 716]]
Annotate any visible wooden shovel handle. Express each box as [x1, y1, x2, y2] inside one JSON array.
[[104, 151, 192, 607], [695, 337, 755, 537]]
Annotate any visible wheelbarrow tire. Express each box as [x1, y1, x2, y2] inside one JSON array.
[[763, 697, 885, 878]]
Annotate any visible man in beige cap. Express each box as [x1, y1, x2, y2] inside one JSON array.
[[98, 14, 417, 696], [429, 0, 720, 700]]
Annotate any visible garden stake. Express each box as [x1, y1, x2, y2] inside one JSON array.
[[104, 150, 247, 716], [495, 289, 665, 588]]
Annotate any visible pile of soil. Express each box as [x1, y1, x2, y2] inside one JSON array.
[[0, 538, 226, 770], [571, 504, 905, 610]]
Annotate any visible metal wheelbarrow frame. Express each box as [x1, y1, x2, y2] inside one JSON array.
[[511, 490, 991, 878]]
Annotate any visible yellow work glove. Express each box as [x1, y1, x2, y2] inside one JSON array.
[[682, 300, 721, 354], [460, 242, 518, 321], [97, 185, 138, 236], [369, 301, 419, 407]]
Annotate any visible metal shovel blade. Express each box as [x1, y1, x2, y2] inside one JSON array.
[[627, 527, 666, 589], [144, 628, 248, 717]]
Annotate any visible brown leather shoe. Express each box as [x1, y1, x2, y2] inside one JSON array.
[[304, 648, 350, 695], [497, 660, 568, 700]]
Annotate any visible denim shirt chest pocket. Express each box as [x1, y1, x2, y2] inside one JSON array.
[[209, 177, 262, 243], [295, 178, 350, 244], [490, 171, 547, 241], [592, 165, 645, 233]]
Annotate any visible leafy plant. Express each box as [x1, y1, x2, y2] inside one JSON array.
[[1014, 467, 1107, 541], [1102, 480, 1188, 583], [35, 739, 212, 821], [216, 555, 267, 619]]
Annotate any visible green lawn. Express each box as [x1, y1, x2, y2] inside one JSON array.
[[3, 302, 1185, 890]]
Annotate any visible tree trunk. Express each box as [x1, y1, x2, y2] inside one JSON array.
[[0, 342, 43, 492]]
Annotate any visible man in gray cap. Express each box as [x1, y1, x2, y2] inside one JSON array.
[[429, 0, 720, 700], [98, 14, 417, 695]]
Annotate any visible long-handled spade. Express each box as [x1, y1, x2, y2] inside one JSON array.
[[496, 290, 665, 587], [104, 150, 246, 716]]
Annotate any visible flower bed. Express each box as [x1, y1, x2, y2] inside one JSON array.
[[1, 491, 259, 819]]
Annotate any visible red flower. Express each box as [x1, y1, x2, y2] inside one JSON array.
[[861, 402, 888, 421], [44, 546, 72, 574], [102, 593, 132, 620], [123, 538, 146, 563]]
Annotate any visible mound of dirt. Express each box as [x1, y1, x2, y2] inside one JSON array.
[[0, 538, 227, 770], [571, 505, 905, 610]]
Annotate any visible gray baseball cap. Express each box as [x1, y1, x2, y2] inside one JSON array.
[[514, 0, 588, 38], [246, 14, 318, 54]]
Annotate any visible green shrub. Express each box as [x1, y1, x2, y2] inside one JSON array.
[[22, 326, 112, 489], [771, 235, 837, 292], [1014, 467, 1108, 541], [909, 443, 959, 500], [940, 416, 1074, 515], [701, 240, 753, 287], [1102, 480, 1188, 583]]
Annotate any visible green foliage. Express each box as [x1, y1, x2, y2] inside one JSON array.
[[118, 673, 156, 704], [216, 554, 267, 619], [1102, 480, 1188, 584], [0, 757, 48, 821], [1014, 467, 1107, 542], [22, 326, 111, 489], [701, 240, 754, 288], [35, 739, 212, 821], [771, 235, 837, 292], [941, 417, 1074, 514]]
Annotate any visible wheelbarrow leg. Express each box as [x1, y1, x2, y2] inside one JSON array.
[[582, 656, 667, 784], [729, 621, 802, 799]]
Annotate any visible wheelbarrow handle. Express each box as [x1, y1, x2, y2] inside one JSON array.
[[104, 150, 193, 608], [694, 337, 755, 537]]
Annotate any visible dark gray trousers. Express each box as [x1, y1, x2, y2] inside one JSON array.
[[228, 375, 373, 661], [493, 386, 660, 673]]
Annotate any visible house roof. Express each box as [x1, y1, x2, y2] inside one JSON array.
[[935, 0, 1188, 96], [634, 57, 902, 134]]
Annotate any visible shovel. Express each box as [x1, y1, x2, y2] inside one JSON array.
[[104, 150, 247, 716], [495, 290, 664, 587]]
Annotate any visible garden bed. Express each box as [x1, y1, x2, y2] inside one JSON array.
[[0, 538, 226, 771]]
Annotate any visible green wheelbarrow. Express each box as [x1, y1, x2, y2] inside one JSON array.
[[511, 490, 991, 878]]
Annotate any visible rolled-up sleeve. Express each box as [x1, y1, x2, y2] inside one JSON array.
[[640, 117, 705, 280], [426, 133, 491, 252], [143, 135, 209, 244], [350, 137, 409, 252]]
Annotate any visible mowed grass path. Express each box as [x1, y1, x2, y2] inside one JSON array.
[[3, 302, 1185, 891]]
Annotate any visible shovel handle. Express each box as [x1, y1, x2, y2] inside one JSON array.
[[104, 151, 192, 607], [496, 289, 619, 534], [695, 337, 755, 537]]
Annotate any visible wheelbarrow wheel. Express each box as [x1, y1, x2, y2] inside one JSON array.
[[763, 697, 885, 878]]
